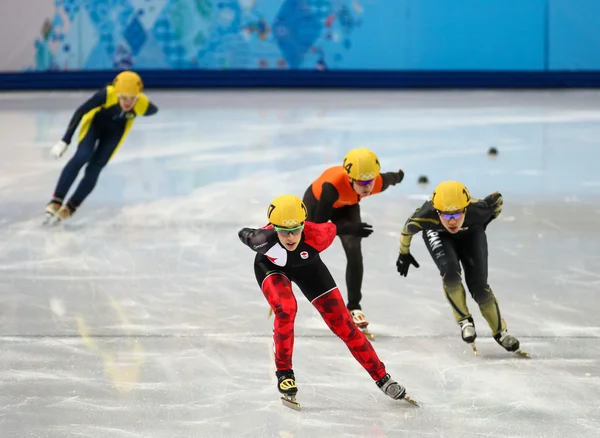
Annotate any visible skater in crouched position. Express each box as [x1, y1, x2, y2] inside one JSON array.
[[396, 180, 528, 357], [45, 70, 158, 222], [303, 148, 404, 333], [239, 194, 418, 409]]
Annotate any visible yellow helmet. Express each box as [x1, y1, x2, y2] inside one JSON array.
[[432, 181, 471, 212], [267, 194, 308, 228], [113, 71, 143, 97], [342, 148, 381, 181]]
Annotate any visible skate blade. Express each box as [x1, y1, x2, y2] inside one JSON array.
[[515, 349, 531, 359], [402, 395, 420, 407], [362, 328, 375, 340], [49, 218, 65, 227], [42, 213, 57, 226], [281, 396, 301, 410], [470, 343, 478, 356]]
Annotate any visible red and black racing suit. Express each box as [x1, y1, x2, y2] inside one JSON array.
[[238, 221, 387, 381]]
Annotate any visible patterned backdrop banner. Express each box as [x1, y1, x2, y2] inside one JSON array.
[[30, 0, 378, 71], [16, 0, 600, 73]]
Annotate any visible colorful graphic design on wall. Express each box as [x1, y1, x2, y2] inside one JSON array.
[[30, 0, 374, 71]]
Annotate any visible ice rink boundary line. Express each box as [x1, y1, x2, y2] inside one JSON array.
[[0, 334, 598, 340]]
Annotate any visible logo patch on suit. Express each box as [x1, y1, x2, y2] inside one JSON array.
[[300, 251, 309, 259], [265, 245, 287, 267]]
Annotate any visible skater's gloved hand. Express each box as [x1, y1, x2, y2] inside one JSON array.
[[484, 191, 503, 210], [396, 252, 419, 277], [392, 169, 405, 185], [337, 222, 374, 238], [352, 222, 374, 238], [356, 222, 373, 237], [50, 141, 69, 158], [483, 191, 503, 228]]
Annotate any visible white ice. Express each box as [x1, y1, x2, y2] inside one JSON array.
[[0, 90, 599, 437]]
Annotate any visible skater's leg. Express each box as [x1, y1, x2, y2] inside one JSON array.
[[66, 125, 125, 211], [458, 229, 522, 353], [333, 205, 364, 311], [422, 230, 470, 322], [261, 273, 297, 371], [304, 189, 368, 326], [312, 287, 386, 381], [458, 229, 506, 336], [293, 259, 384, 380], [303, 188, 365, 312], [339, 235, 363, 311], [254, 259, 300, 399], [293, 258, 411, 401], [52, 124, 99, 201]]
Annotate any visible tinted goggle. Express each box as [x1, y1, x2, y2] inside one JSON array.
[[437, 210, 465, 220], [273, 224, 305, 236], [354, 179, 375, 186]]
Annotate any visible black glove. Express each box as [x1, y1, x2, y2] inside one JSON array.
[[385, 169, 404, 186], [483, 191, 503, 229], [396, 252, 419, 277], [393, 169, 405, 185], [337, 222, 374, 238], [484, 191, 503, 209], [354, 222, 373, 238]]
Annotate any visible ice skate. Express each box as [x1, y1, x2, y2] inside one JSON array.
[[43, 200, 62, 225], [276, 369, 301, 410], [52, 205, 74, 225], [350, 309, 374, 340], [494, 330, 530, 358], [458, 317, 478, 355], [376, 373, 419, 407]]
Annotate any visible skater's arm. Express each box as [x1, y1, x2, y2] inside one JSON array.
[[400, 203, 437, 254], [379, 170, 405, 192], [132, 94, 158, 117], [313, 183, 339, 223], [399, 222, 417, 254], [61, 88, 107, 144], [238, 227, 273, 254], [304, 222, 337, 252], [144, 101, 158, 116], [479, 192, 503, 229]]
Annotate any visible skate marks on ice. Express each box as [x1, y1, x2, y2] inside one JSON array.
[[1, 91, 600, 436], [2, 209, 599, 436], [268, 333, 599, 436]]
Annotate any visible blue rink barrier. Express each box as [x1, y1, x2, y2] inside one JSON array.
[[1, 70, 599, 90]]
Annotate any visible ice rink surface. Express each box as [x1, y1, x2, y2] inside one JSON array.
[[0, 90, 599, 437]]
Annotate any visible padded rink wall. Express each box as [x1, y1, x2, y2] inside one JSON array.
[[0, 0, 599, 89]]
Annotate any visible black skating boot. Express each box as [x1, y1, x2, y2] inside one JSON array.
[[494, 330, 520, 352], [458, 316, 477, 343], [458, 316, 478, 355], [276, 369, 300, 410], [376, 373, 420, 406], [494, 330, 531, 358], [376, 374, 405, 400], [43, 198, 63, 224]]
